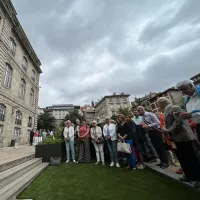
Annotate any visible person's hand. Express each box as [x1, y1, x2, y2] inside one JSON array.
[[142, 124, 149, 129], [65, 138, 69, 141], [107, 136, 111, 140], [179, 112, 191, 119]]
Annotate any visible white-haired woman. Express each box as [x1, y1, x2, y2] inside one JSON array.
[[157, 97, 200, 189], [90, 120, 105, 165], [176, 80, 200, 142], [63, 120, 76, 163]]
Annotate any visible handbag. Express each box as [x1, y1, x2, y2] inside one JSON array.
[[49, 157, 61, 166], [91, 128, 104, 144], [117, 140, 131, 154], [96, 137, 104, 144]]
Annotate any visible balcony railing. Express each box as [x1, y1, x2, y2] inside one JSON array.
[[0, 114, 5, 121], [15, 119, 22, 125]]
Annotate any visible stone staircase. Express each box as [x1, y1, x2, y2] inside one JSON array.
[[0, 153, 48, 200]]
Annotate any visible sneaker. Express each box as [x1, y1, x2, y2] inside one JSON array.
[[137, 164, 145, 170], [116, 163, 120, 168], [66, 160, 69, 163], [133, 168, 136, 170], [73, 160, 76, 163], [95, 161, 100, 165], [110, 162, 115, 167], [102, 162, 105, 166]]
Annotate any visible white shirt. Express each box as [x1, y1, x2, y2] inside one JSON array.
[[186, 93, 200, 124], [103, 123, 117, 141], [63, 126, 74, 140], [90, 126, 103, 139]]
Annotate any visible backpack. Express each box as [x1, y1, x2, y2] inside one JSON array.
[[184, 85, 200, 114]]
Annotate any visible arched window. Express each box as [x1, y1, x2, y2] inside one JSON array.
[[19, 79, 26, 99], [15, 110, 22, 125], [9, 37, 16, 56], [3, 63, 12, 88], [28, 116, 32, 127], [30, 89, 34, 106], [0, 104, 6, 121], [22, 57, 28, 71]]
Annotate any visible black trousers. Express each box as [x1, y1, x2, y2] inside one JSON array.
[[29, 137, 33, 145], [175, 140, 200, 181], [148, 130, 168, 164], [196, 124, 200, 142]]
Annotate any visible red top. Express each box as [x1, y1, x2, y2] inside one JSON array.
[[79, 126, 90, 139]]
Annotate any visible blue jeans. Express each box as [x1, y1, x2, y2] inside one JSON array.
[[125, 140, 136, 168], [106, 140, 118, 163], [65, 140, 75, 161]]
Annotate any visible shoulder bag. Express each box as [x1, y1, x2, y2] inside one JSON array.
[[117, 140, 131, 154]]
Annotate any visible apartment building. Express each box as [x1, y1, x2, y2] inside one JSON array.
[[95, 94, 131, 122], [149, 88, 183, 112]]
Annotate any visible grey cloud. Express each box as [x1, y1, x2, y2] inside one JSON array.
[[12, 0, 200, 107]]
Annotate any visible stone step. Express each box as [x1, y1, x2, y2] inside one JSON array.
[[0, 158, 42, 189], [0, 162, 49, 200], [0, 154, 35, 173]]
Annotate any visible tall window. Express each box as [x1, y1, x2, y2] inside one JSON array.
[[9, 37, 16, 56], [19, 79, 26, 99], [22, 57, 28, 71], [31, 69, 35, 82], [15, 110, 22, 125], [0, 104, 5, 121], [30, 89, 34, 106], [3, 64, 12, 88], [28, 116, 32, 127]]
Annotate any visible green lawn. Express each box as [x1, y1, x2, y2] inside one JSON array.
[[18, 163, 200, 200]]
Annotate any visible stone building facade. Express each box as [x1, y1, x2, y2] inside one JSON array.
[[45, 104, 82, 126], [0, 0, 42, 147], [95, 94, 131, 122], [149, 88, 183, 113]]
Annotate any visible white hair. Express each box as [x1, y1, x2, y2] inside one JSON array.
[[157, 97, 171, 105], [137, 106, 145, 111], [176, 80, 194, 89], [91, 120, 97, 124], [65, 120, 71, 124]]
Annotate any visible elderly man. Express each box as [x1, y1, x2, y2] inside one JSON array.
[[63, 120, 76, 163], [137, 106, 169, 169], [103, 116, 119, 167], [176, 80, 200, 141], [157, 97, 200, 188]]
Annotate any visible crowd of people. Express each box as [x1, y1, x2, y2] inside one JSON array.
[[31, 79, 200, 189]]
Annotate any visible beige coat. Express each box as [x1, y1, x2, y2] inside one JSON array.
[[163, 104, 196, 142]]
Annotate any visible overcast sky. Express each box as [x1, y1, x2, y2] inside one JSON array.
[[12, 0, 199, 107]]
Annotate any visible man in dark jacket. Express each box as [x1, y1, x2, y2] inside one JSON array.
[[29, 129, 34, 146]]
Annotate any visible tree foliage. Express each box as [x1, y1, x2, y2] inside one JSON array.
[[62, 110, 84, 125], [117, 106, 132, 116], [37, 112, 56, 130]]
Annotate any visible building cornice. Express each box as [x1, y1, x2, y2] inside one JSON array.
[[0, 0, 42, 73]]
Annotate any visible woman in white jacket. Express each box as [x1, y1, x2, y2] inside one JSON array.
[[63, 120, 76, 163], [90, 120, 105, 165]]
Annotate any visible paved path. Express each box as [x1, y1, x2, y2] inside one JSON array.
[[0, 145, 35, 166]]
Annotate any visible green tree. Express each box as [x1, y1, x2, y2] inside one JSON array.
[[117, 106, 131, 116], [62, 110, 84, 125], [37, 112, 56, 130]]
